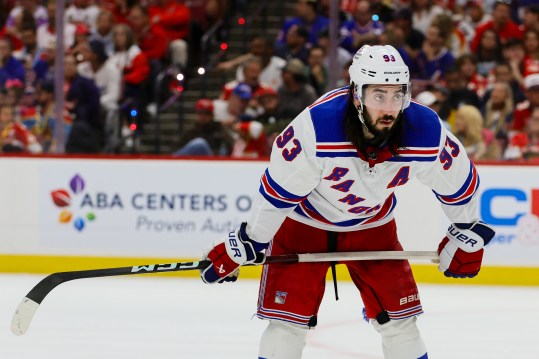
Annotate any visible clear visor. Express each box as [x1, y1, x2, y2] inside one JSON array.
[[361, 85, 408, 112]]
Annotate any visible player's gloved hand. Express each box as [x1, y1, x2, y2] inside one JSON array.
[[437, 221, 495, 278], [201, 222, 266, 284]]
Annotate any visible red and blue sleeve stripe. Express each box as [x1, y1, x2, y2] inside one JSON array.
[[259, 169, 307, 209], [433, 162, 479, 206]]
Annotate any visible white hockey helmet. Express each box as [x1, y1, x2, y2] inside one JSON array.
[[349, 45, 411, 111]]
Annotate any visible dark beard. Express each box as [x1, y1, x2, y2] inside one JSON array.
[[344, 89, 403, 157], [363, 111, 398, 147]]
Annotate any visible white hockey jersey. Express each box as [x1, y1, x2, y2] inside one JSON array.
[[246, 87, 479, 244]]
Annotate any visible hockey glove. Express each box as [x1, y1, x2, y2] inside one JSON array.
[[438, 221, 495, 278], [201, 222, 266, 284]]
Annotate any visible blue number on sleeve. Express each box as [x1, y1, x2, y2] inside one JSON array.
[[282, 139, 302, 161], [276, 126, 302, 161], [439, 136, 460, 170], [276, 127, 294, 148]]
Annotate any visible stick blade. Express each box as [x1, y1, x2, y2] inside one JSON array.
[[11, 297, 40, 336]]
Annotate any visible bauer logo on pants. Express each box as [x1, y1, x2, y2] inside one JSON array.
[[274, 291, 287, 304]]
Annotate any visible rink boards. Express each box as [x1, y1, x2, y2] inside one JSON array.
[[1, 156, 538, 285]]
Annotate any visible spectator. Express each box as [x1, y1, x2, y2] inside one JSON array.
[[218, 36, 286, 91], [5, 0, 47, 31], [99, 0, 130, 24], [455, 104, 501, 160], [220, 57, 274, 102], [231, 118, 267, 158], [213, 82, 267, 158], [63, 54, 102, 154], [431, 13, 468, 57], [410, 0, 445, 34], [340, 0, 384, 53], [439, 66, 480, 129], [77, 40, 120, 112], [429, 85, 450, 123], [502, 39, 526, 87], [276, 0, 329, 47], [419, 87, 452, 126], [173, 99, 234, 156], [213, 82, 253, 128], [452, 6, 477, 45], [277, 58, 318, 121], [274, 25, 310, 64], [504, 108, 539, 160], [0, 104, 42, 153], [77, 40, 121, 151], [18, 86, 39, 132], [410, 22, 455, 81], [475, 28, 504, 77], [415, 90, 443, 116], [32, 38, 55, 84], [71, 22, 92, 56], [0, 8, 25, 53], [522, 108, 539, 159], [128, 4, 168, 64], [14, 23, 38, 64], [256, 88, 288, 141], [107, 24, 150, 143], [456, 54, 488, 98], [65, 0, 100, 31], [482, 81, 514, 151], [317, 28, 353, 75], [513, 73, 539, 132], [390, 7, 425, 60], [34, 80, 55, 152], [0, 37, 25, 88], [37, 1, 76, 50], [204, 0, 229, 30], [462, 1, 491, 31], [523, 29, 539, 76], [485, 62, 526, 106], [470, 1, 523, 53], [306, 46, 328, 96], [521, 4, 539, 33], [4, 79, 24, 110], [240, 37, 286, 91], [148, 0, 190, 70], [89, 9, 115, 57]]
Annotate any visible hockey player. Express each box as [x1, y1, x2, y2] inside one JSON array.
[[200, 45, 495, 359]]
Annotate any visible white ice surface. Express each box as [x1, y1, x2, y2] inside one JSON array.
[[2, 274, 539, 359]]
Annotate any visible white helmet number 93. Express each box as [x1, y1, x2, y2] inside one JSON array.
[[349, 45, 411, 111]]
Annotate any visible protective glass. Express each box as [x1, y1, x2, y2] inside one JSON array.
[[362, 86, 406, 112]]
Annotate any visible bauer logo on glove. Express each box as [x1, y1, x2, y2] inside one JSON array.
[[201, 222, 267, 284], [438, 221, 495, 278]]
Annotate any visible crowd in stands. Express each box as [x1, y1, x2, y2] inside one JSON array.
[[0, 0, 223, 154], [179, 0, 539, 161], [1, 0, 539, 161]]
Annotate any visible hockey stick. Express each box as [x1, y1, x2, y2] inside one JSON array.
[[11, 250, 438, 336]]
